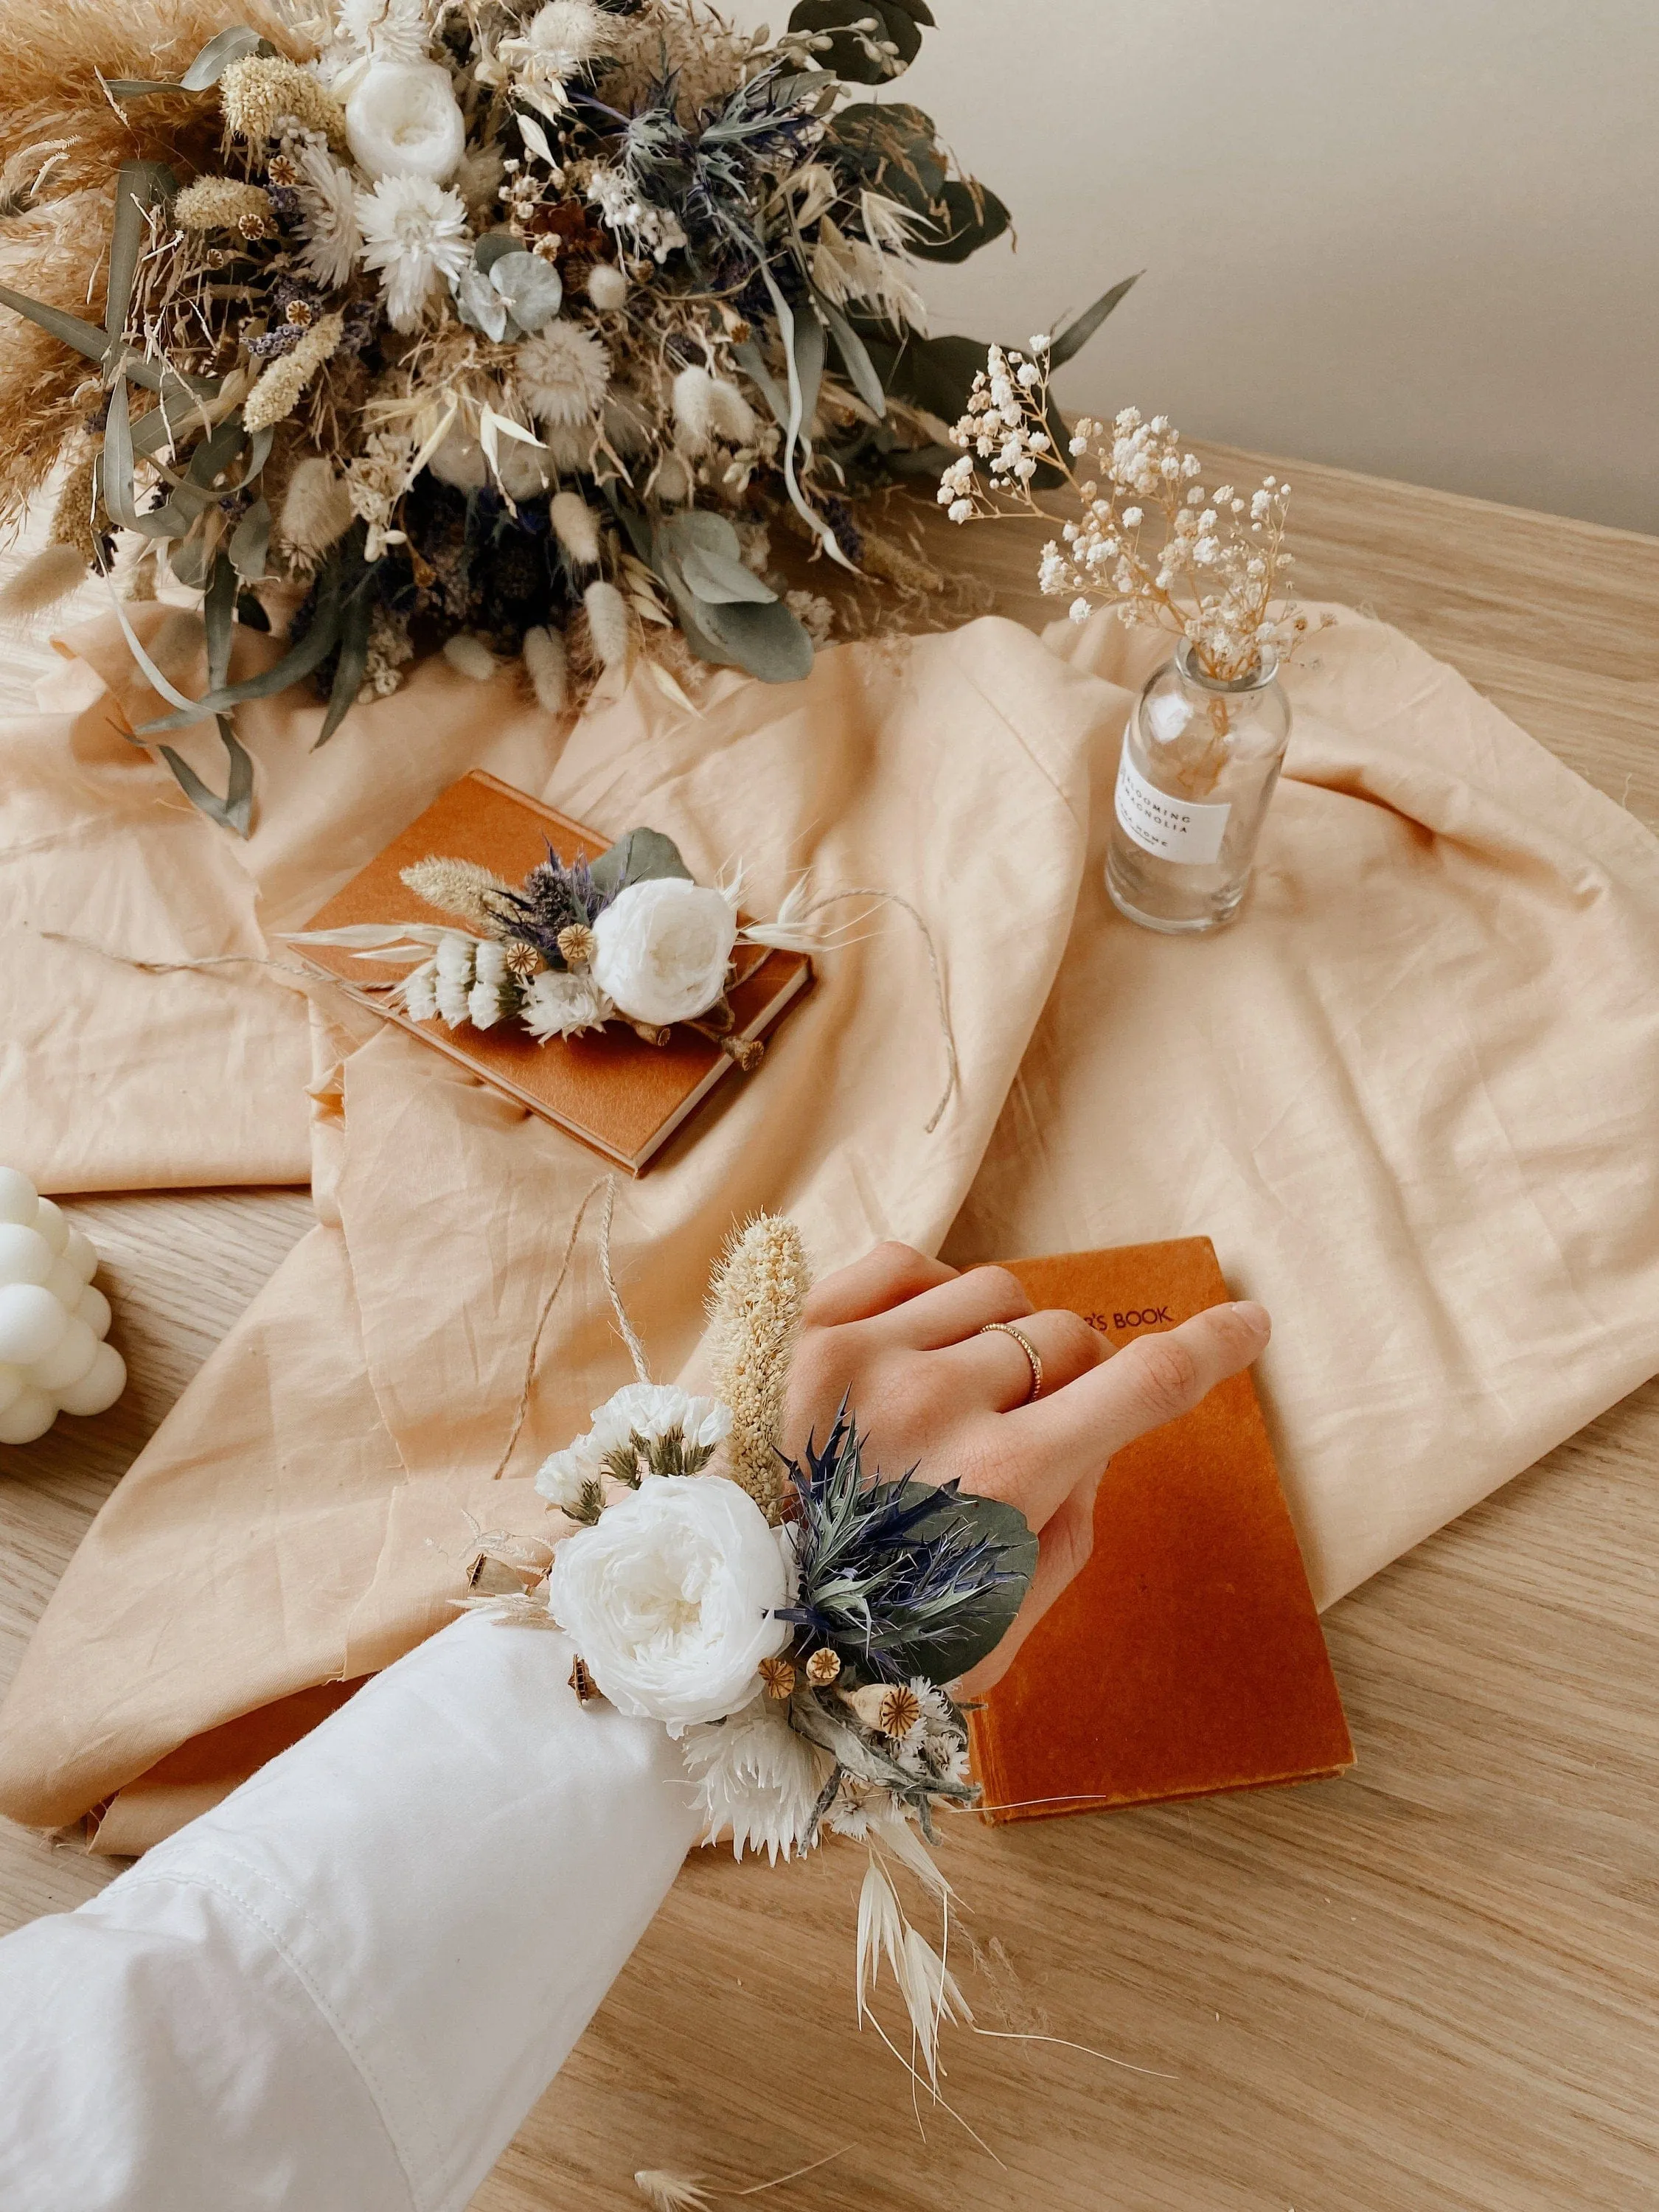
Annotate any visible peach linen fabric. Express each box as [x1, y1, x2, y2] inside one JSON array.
[[1, 602, 1656, 1837]]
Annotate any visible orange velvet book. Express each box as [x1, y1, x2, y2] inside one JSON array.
[[968, 1239, 1353, 1821], [293, 770, 813, 1174]]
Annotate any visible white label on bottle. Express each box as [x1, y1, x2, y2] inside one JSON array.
[[1113, 748, 1231, 865]]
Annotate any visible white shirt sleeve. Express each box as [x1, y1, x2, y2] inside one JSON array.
[[0, 1610, 701, 2212]]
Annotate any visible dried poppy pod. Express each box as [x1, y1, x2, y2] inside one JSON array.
[[758, 1655, 797, 1700], [804, 1648, 841, 1686]]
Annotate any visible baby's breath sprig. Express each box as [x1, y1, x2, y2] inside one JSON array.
[[939, 341, 1321, 683]]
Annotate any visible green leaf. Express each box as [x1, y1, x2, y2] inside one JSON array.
[[1046, 272, 1141, 369], [229, 496, 271, 582], [817, 293, 887, 418], [157, 717, 254, 836], [676, 543, 776, 605], [0, 284, 113, 365], [180, 24, 269, 89], [108, 162, 175, 339], [134, 571, 344, 733], [488, 249, 563, 334], [473, 230, 524, 274], [908, 178, 1011, 265], [695, 597, 815, 684], [589, 827, 695, 901], [866, 1481, 1037, 1683], [104, 26, 270, 98], [313, 578, 375, 748], [202, 552, 237, 692], [828, 101, 947, 209]]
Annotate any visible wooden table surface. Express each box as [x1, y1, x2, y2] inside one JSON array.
[[2, 450, 1658, 2212]]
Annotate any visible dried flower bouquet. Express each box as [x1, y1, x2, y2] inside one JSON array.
[[0, 0, 1130, 832]]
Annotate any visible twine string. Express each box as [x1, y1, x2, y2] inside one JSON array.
[[784, 887, 959, 1132]]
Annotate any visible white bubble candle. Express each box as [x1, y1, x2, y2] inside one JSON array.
[[0, 1167, 125, 1447]]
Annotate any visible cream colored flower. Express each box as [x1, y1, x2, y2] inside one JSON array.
[[681, 1697, 827, 1863], [515, 320, 611, 425], [589, 878, 736, 1026], [291, 134, 362, 291], [521, 965, 613, 1039], [544, 1474, 790, 1731], [356, 173, 470, 331], [346, 59, 466, 182]]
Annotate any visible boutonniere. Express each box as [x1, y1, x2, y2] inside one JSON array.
[[290, 826, 817, 1063]]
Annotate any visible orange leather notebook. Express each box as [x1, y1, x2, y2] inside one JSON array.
[[969, 1239, 1353, 1821], [293, 771, 813, 1173]]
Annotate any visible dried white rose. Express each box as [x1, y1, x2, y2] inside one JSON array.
[[347, 59, 466, 182], [545, 1473, 790, 1731], [589, 878, 735, 1027]]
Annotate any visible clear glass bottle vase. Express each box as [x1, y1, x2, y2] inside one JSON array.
[[1105, 640, 1292, 933]]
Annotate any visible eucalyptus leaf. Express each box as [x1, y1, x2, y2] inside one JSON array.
[[203, 552, 237, 692], [733, 337, 790, 433], [488, 249, 563, 333], [817, 294, 887, 417], [676, 543, 776, 605], [180, 24, 269, 89], [1047, 272, 1140, 369], [135, 574, 344, 733], [108, 162, 175, 338], [158, 717, 254, 837], [0, 284, 114, 366], [695, 597, 814, 684], [588, 827, 693, 900], [314, 580, 375, 749], [473, 230, 524, 275], [229, 495, 270, 582], [454, 260, 509, 341]]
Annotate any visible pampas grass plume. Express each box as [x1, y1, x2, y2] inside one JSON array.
[[0, 541, 86, 621], [523, 624, 568, 714], [706, 1215, 811, 1522], [549, 490, 601, 566], [443, 633, 497, 682], [277, 456, 354, 564], [582, 580, 631, 673]]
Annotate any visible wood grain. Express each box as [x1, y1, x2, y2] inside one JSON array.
[[1, 448, 1656, 2210]]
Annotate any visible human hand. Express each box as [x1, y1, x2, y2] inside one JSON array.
[[784, 1242, 1270, 1695]]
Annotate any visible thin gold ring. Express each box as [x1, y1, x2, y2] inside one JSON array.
[[978, 1321, 1043, 1405]]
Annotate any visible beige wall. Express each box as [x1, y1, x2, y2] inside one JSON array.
[[735, 0, 1658, 530]]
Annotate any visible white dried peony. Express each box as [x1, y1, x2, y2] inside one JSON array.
[[681, 1697, 828, 1863], [347, 59, 467, 182], [589, 878, 736, 1026], [545, 1472, 790, 1730]]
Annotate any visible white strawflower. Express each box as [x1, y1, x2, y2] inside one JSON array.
[[338, 0, 432, 63], [357, 173, 470, 331], [516, 320, 611, 425], [587, 1382, 732, 1462], [535, 1436, 605, 1516], [347, 59, 466, 182], [521, 966, 613, 1039], [589, 877, 736, 1026], [545, 1474, 791, 1731], [291, 135, 362, 291], [682, 1699, 827, 1864]]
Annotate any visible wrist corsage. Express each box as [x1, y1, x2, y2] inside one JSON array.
[[470, 1213, 1036, 2089]]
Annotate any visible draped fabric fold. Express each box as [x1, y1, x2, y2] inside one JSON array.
[[1, 604, 1656, 1843]]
